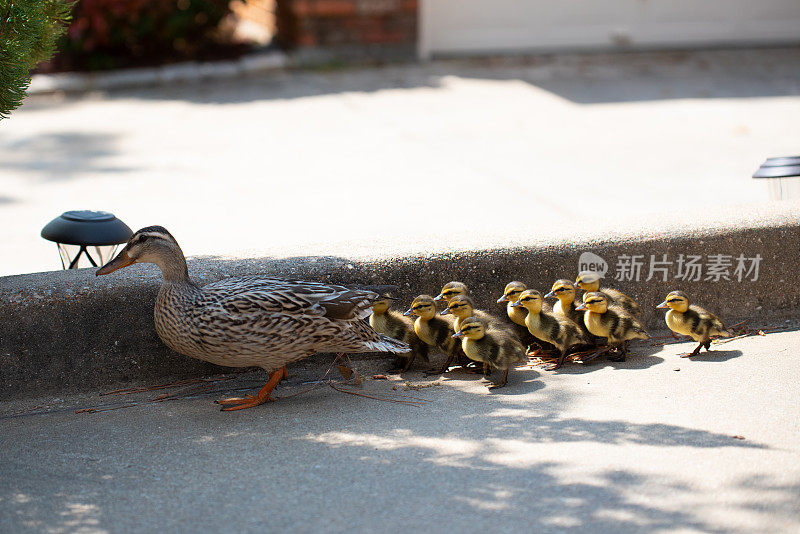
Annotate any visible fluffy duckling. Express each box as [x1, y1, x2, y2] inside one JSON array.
[[575, 271, 641, 316], [441, 294, 509, 336], [497, 281, 529, 326], [434, 281, 469, 304], [576, 292, 649, 361], [498, 281, 556, 353], [370, 296, 429, 372], [453, 316, 526, 389], [657, 291, 734, 357], [404, 294, 464, 372], [545, 279, 585, 326], [512, 289, 587, 369], [442, 294, 513, 374]]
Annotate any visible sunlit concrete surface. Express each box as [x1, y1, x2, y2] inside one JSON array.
[[2, 48, 800, 276], [1, 328, 799, 532]]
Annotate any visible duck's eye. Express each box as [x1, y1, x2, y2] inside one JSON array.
[[667, 298, 682, 303], [508, 290, 520, 295]]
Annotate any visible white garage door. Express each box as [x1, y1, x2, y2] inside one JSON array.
[[420, 0, 800, 58]]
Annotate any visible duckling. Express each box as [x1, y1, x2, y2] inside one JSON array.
[[545, 279, 586, 326], [656, 291, 734, 357], [434, 281, 469, 304], [370, 296, 429, 372], [453, 316, 526, 389], [497, 281, 529, 327], [95, 226, 410, 411], [497, 281, 555, 353], [404, 294, 464, 373], [575, 292, 649, 361], [512, 289, 587, 369], [441, 294, 513, 374], [441, 294, 511, 338], [575, 270, 641, 316]]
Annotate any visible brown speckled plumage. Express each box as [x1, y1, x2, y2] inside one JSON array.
[[99, 227, 410, 375]]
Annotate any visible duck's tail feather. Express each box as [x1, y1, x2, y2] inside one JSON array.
[[369, 334, 411, 354]]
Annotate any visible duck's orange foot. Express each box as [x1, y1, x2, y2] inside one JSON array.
[[217, 393, 274, 411], [216, 366, 287, 412]]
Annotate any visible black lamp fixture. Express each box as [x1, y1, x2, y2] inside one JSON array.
[[41, 210, 133, 270], [752, 156, 800, 200]]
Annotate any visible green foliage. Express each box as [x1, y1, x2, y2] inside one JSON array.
[[0, 0, 74, 119]]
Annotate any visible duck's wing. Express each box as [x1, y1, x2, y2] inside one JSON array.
[[202, 276, 378, 320]]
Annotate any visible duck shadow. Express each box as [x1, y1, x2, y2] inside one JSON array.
[[679, 349, 744, 363], [391, 362, 545, 395], [549, 339, 667, 375]]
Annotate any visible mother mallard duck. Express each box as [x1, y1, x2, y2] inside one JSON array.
[[96, 226, 409, 411]]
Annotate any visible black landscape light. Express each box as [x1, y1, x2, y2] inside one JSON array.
[[41, 210, 133, 270], [752, 156, 800, 200]]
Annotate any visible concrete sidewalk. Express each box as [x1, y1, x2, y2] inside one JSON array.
[[2, 47, 800, 277], [2, 329, 799, 533]]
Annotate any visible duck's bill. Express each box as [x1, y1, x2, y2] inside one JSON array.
[[544, 290, 556, 298], [433, 294, 444, 301], [509, 301, 522, 308], [452, 332, 464, 339], [403, 308, 415, 316], [440, 308, 452, 315], [496, 295, 509, 303], [656, 301, 669, 309], [574, 303, 587, 311], [96, 250, 134, 276]]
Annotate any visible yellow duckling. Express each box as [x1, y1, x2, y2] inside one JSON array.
[[656, 291, 734, 357], [453, 316, 526, 389], [442, 294, 512, 374], [496, 281, 528, 326], [544, 279, 585, 326], [404, 294, 463, 373], [370, 296, 429, 372], [441, 294, 507, 336], [497, 281, 557, 352], [512, 289, 587, 369], [575, 292, 649, 361], [575, 271, 641, 316], [434, 281, 469, 304]]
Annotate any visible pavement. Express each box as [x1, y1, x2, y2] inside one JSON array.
[[2, 328, 799, 533], [2, 48, 800, 532], [2, 47, 800, 277]]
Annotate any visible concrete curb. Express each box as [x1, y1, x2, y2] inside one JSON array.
[[29, 50, 288, 94], [2, 212, 797, 400]]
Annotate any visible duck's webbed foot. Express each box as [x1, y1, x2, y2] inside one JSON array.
[[575, 345, 612, 364], [216, 366, 287, 411], [680, 342, 705, 358], [608, 343, 627, 362], [388, 353, 416, 374], [545, 351, 569, 371], [426, 352, 456, 376], [488, 369, 509, 389]]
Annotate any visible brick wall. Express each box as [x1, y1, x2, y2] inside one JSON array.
[[276, 0, 417, 50]]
